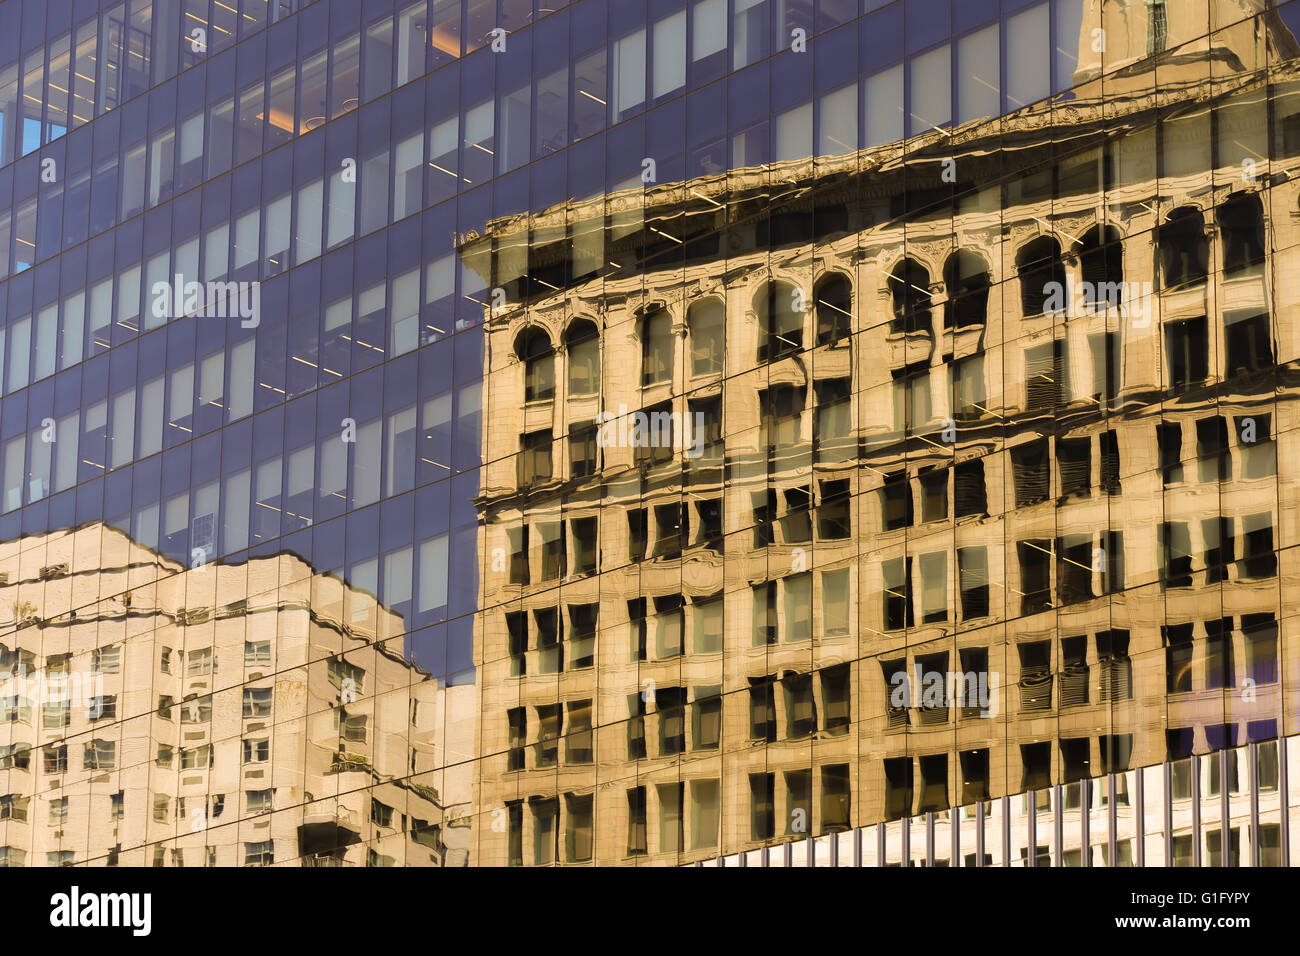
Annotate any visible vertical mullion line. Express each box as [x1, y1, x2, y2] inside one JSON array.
[[1027, 789, 1036, 865], [1107, 771, 1117, 867], [1192, 753, 1202, 867], [1249, 742, 1259, 867], [1135, 769, 1145, 867], [1080, 776, 1089, 866], [1001, 793, 1010, 866]]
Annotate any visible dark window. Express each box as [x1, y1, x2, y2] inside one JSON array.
[[506, 612, 527, 677], [1160, 522, 1193, 588], [535, 704, 562, 768], [627, 693, 647, 759], [507, 803, 524, 865], [641, 310, 674, 385], [1224, 312, 1274, 377], [748, 676, 776, 741], [628, 509, 647, 562], [1219, 193, 1266, 276], [943, 251, 990, 329], [516, 328, 555, 402], [1025, 340, 1068, 411], [1244, 614, 1278, 684], [571, 517, 598, 575], [695, 497, 723, 552], [1241, 516, 1277, 579], [958, 547, 989, 619], [1021, 742, 1052, 792], [881, 471, 913, 530], [782, 486, 813, 543], [1099, 735, 1133, 775], [960, 749, 989, 803], [1061, 738, 1090, 784], [1165, 316, 1209, 388], [568, 422, 598, 478], [626, 600, 647, 660], [759, 281, 803, 360], [1018, 641, 1053, 712], [815, 274, 853, 345], [1089, 331, 1121, 405], [540, 523, 566, 580], [1099, 430, 1121, 493], [814, 377, 852, 454], [1012, 439, 1051, 507], [783, 672, 817, 739], [653, 502, 685, 559], [889, 259, 932, 334], [1159, 207, 1208, 288], [883, 659, 909, 727], [692, 688, 722, 750], [565, 319, 601, 396], [1017, 237, 1066, 317], [750, 773, 776, 840], [507, 708, 526, 771], [1057, 438, 1091, 498], [1056, 535, 1093, 606], [821, 764, 851, 833], [509, 525, 530, 584], [688, 299, 724, 375], [883, 757, 913, 820], [1148, 0, 1168, 53], [1205, 617, 1235, 690], [1018, 539, 1052, 614], [568, 604, 597, 669], [1079, 225, 1124, 305], [1060, 636, 1089, 708], [688, 396, 723, 457], [760, 385, 804, 450], [1164, 623, 1194, 693], [518, 429, 553, 486], [918, 754, 948, 812], [958, 647, 988, 717], [919, 470, 948, 522], [1196, 416, 1230, 483], [1097, 630, 1133, 702], [535, 608, 563, 673], [753, 489, 777, 547], [752, 581, 777, 646], [634, 401, 674, 466], [1203, 517, 1234, 584], [882, 557, 913, 630], [955, 459, 987, 517], [657, 687, 686, 756], [818, 479, 852, 539], [821, 664, 851, 735], [1103, 530, 1125, 594], [1158, 421, 1183, 484], [916, 652, 949, 722], [566, 700, 593, 764], [627, 787, 647, 855]]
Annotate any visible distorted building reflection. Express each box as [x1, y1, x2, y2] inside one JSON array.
[[0, 523, 474, 866], [465, 0, 1300, 866]]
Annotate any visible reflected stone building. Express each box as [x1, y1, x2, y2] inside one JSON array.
[[466, 0, 1300, 865], [7, 0, 1300, 871], [0, 522, 474, 866]]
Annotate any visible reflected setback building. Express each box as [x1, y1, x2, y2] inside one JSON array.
[[0, 522, 475, 866], [468, 2, 1300, 866]]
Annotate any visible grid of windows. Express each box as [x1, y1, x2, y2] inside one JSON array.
[[0, 0, 1298, 869]]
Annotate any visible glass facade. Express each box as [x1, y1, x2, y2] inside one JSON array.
[[0, 0, 1299, 868]]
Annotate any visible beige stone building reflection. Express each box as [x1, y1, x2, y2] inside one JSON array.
[[0, 522, 474, 866], [467, 0, 1300, 865]]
